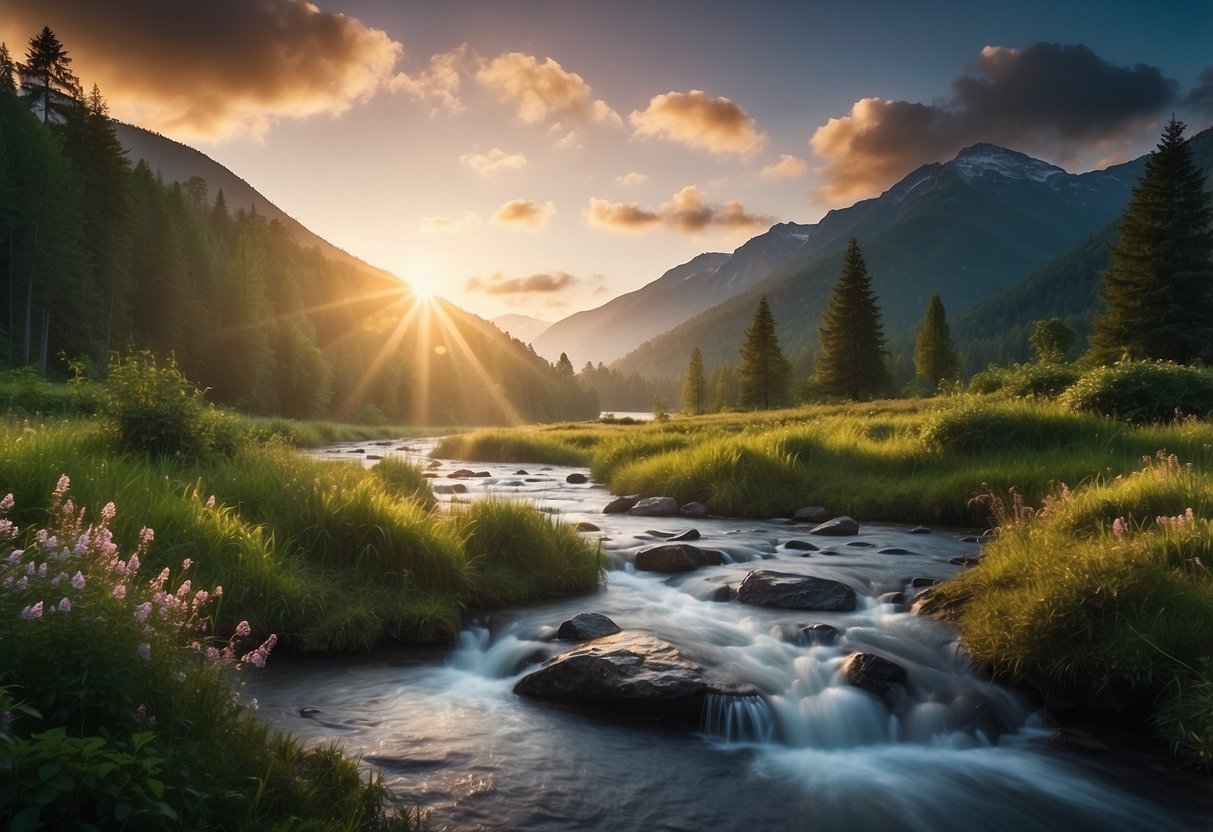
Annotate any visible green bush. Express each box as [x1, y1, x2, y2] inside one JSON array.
[[103, 351, 209, 457], [967, 362, 1079, 398], [1060, 360, 1213, 423]]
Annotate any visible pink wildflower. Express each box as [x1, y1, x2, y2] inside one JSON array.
[[241, 633, 277, 668], [19, 601, 43, 620], [57, 597, 71, 612], [53, 475, 70, 498], [134, 602, 152, 623], [205, 646, 221, 664], [50, 572, 65, 588], [137, 643, 151, 660], [112, 584, 127, 600], [100, 502, 116, 522], [234, 620, 252, 638], [0, 493, 13, 512], [71, 571, 85, 590], [1112, 517, 1127, 538], [15, 576, 27, 591], [176, 579, 192, 599], [181, 558, 193, 571], [206, 495, 215, 508]]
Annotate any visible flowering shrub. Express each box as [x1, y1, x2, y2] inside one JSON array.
[[0, 477, 283, 827]]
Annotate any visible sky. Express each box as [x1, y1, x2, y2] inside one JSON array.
[[2, 0, 1212, 324]]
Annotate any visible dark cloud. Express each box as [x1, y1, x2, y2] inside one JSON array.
[[811, 42, 1178, 203], [0, 0, 400, 139], [466, 271, 578, 294], [1187, 66, 1213, 117]]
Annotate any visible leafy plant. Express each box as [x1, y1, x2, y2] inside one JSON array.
[[1060, 360, 1213, 423]]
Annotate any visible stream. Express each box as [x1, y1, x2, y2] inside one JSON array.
[[243, 439, 1210, 831]]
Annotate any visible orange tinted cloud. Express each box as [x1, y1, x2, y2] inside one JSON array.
[[475, 52, 621, 127], [615, 171, 648, 186], [419, 211, 482, 233], [629, 90, 766, 156], [466, 271, 578, 294], [491, 199, 556, 230], [589, 187, 772, 235], [810, 42, 1176, 204], [0, 0, 402, 140], [389, 45, 468, 115], [461, 147, 527, 174], [760, 154, 808, 179]]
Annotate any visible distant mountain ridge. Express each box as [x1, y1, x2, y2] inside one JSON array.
[[113, 122, 399, 283], [609, 137, 1168, 380]]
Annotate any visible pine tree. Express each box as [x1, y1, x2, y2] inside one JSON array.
[[1089, 119, 1213, 364], [680, 346, 706, 415], [738, 296, 790, 409], [815, 238, 891, 400], [0, 43, 15, 95], [712, 365, 733, 412], [555, 352, 574, 376], [19, 27, 81, 125], [913, 293, 958, 394]]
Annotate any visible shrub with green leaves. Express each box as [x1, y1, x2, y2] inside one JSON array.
[[1060, 360, 1213, 423], [103, 351, 209, 457], [920, 398, 1097, 455], [967, 362, 1079, 399]]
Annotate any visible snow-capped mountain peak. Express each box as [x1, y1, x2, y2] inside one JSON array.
[[951, 143, 1067, 185]]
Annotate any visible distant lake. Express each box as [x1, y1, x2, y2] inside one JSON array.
[[599, 411, 655, 422]]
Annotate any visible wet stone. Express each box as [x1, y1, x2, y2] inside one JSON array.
[[557, 612, 622, 641], [566, 473, 590, 484], [878, 547, 914, 555], [603, 495, 641, 514], [576, 522, 601, 532], [432, 483, 469, 494], [800, 623, 840, 646], [792, 506, 830, 524], [809, 516, 860, 536], [846, 541, 875, 548], [628, 497, 680, 517], [910, 527, 932, 534], [910, 577, 941, 588], [635, 544, 723, 573], [737, 570, 857, 612], [783, 540, 819, 551], [680, 502, 708, 519], [842, 653, 909, 709], [668, 529, 701, 542]]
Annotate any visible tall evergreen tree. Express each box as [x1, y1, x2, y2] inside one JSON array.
[[1089, 119, 1213, 364], [816, 238, 891, 400], [738, 296, 790, 409], [19, 27, 81, 125], [680, 346, 706, 415], [913, 293, 958, 394], [712, 365, 732, 412], [0, 43, 15, 95]]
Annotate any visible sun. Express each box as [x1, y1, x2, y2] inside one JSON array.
[[404, 256, 444, 302]]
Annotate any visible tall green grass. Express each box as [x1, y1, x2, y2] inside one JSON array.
[[432, 429, 590, 466]]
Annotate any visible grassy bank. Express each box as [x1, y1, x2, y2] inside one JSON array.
[[438, 397, 1213, 764], [1, 408, 602, 828]]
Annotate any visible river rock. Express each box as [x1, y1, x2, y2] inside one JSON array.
[[668, 528, 701, 542], [566, 473, 589, 484], [710, 585, 733, 602], [432, 483, 468, 494], [879, 547, 914, 555], [635, 543, 723, 573], [736, 570, 857, 611], [576, 521, 601, 532], [603, 495, 641, 514], [557, 612, 622, 641], [513, 633, 751, 724], [629, 497, 680, 517], [514, 469, 529, 475], [877, 591, 906, 608], [910, 527, 931, 535], [841, 652, 908, 708], [809, 516, 860, 536], [450, 469, 490, 478], [800, 623, 840, 646], [792, 506, 830, 524], [783, 540, 819, 551], [680, 501, 708, 518], [910, 577, 941, 588]]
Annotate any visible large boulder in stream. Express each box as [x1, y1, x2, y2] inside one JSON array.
[[557, 612, 621, 641], [603, 495, 641, 514], [809, 516, 860, 536], [513, 633, 752, 724], [628, 497, 680, 517], [737, 570, 857, 611], [635, 543, 723, 573], [841, 652, 908, 709]]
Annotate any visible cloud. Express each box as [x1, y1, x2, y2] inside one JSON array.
[[389, 45, 468, 115], [629, 90, 766, 156], [760, 154, 808, 179], [587, 198, 661, 230], [810, 42, 1178, 203], [466, 271, 578, 294], [589, 186, 772, 235], [491, 199, 556, 230], [460, 147, 527, 175], [616, 171, 648, 186], [419, 211, 482, 233], [1187, 66, 1213, 117], [0, 0, 403, 140], [475, 52, 621, 127]]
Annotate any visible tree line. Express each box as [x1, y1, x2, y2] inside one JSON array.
[[674, 118, 1212, 412], [0, 26, 598, 424]]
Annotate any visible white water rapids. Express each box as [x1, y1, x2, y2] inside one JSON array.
[[241, 439, 1210, 831]]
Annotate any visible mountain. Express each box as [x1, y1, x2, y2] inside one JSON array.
[[8, 115, 597, 424], [491, 314, 552, 345], [534, 223, 812, 366], [612, 141, 1149, 380]]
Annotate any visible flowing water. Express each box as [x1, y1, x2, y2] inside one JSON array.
[[245, 439, 1211, 831]]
